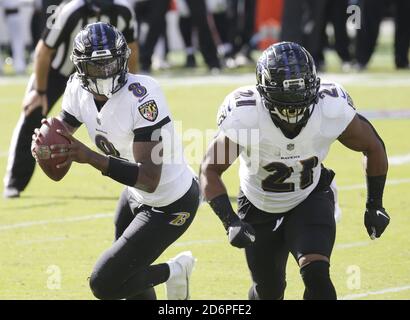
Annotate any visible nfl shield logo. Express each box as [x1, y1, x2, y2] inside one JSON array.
[[138, 100, 158, 122], [287, 143, 295, 151]]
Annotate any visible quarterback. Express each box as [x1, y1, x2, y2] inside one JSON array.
[[32, 23, 199, 300], [200, 42, 390, 299]]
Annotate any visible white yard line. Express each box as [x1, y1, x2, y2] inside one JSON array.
[[16, 236, 69, 245], [389, 153, 410, 166], [0, 212, 113, 231], [174, 239, 223, 246], [341, 285, 410, 300], [334, 241, 370, 250]]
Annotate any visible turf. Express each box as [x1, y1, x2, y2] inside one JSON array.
[[0, 59, 409, 300]]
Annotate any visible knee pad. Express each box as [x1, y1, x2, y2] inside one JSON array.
[[300, 260, 336, 300], [248, 281, 286, 300]]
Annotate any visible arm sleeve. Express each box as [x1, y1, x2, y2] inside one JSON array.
[[60, 110, 82, 128]]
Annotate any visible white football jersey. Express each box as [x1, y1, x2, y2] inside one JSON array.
[[217, 81, 356, 213], [62, 73, 194, 207]]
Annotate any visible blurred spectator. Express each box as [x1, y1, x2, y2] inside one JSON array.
[[3, 0, 139, 199], [306, 0, 352, 71], [355, 0, 410, 70], [225, 0, 256, 67], [280, 0, 309, 44], [1, 0, 27, 74], [139, 0, 220, 73], [177, 0, 229, 68]]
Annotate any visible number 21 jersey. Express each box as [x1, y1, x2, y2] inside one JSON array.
[[217, 81, 356, 213]]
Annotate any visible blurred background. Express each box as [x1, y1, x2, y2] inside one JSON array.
[[0, 0, 409, 75]]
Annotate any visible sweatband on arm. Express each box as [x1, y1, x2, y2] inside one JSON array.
[[103, 156, 139, 187], [366, 175, 386, 208], [208, 194, 240, 230]]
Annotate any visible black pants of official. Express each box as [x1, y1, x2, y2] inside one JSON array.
[[238, 184, 336, 300], [89, 179, 200, 300], [280, 0, 310, 44], [356, 0, 410, 68], [139, 0, 220, 71], [4, 68, 69, 192]]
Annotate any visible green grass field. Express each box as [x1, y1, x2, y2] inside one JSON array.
[[0, 50, 409, 300]]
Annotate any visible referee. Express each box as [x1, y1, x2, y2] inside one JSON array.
[[3, 0, 139, 198]]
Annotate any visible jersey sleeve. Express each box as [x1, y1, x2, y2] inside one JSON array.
[[319, 82, 356, 139], [216, 88, 260, 147], [132, 78, 171, 142], [60, 75, 83, 127]]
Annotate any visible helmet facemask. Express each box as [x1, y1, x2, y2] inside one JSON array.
[[258, 77, 320, 125], [73, 49, 129, 98]]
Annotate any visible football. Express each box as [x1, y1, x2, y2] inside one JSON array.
[[32, 117, 72, 181]]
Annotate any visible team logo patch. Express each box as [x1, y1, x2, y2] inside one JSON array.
[[138, 100, 158, 122], [287, 143, 295, 151], [169, 212, 191, 226]]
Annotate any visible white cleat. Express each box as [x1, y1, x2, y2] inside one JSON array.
[[166, 251, 195, 300]]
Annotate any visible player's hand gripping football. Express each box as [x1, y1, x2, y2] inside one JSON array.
[[31, 118, 51, 161], [50, 129, 93, 168], [364, 205, 390, 240], [228, 219, 256, 249]]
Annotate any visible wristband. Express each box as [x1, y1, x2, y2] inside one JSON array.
[[208, 194, 239, 230], [366, 175, 386, 209], [103, 156, 139, 187], [36, 89, 47, 96]]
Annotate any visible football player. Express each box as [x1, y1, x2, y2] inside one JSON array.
[[32, 23, 199, 300], [200, 42, 390, 300]]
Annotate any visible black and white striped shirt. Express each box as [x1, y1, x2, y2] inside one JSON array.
[[42, 0, 137, 77]]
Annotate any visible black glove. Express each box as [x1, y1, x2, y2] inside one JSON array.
[[228, 219, 256, 248], [364, 206, 390, 240]]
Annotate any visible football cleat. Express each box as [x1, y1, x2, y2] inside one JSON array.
[[165, 251, 195, 300]]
